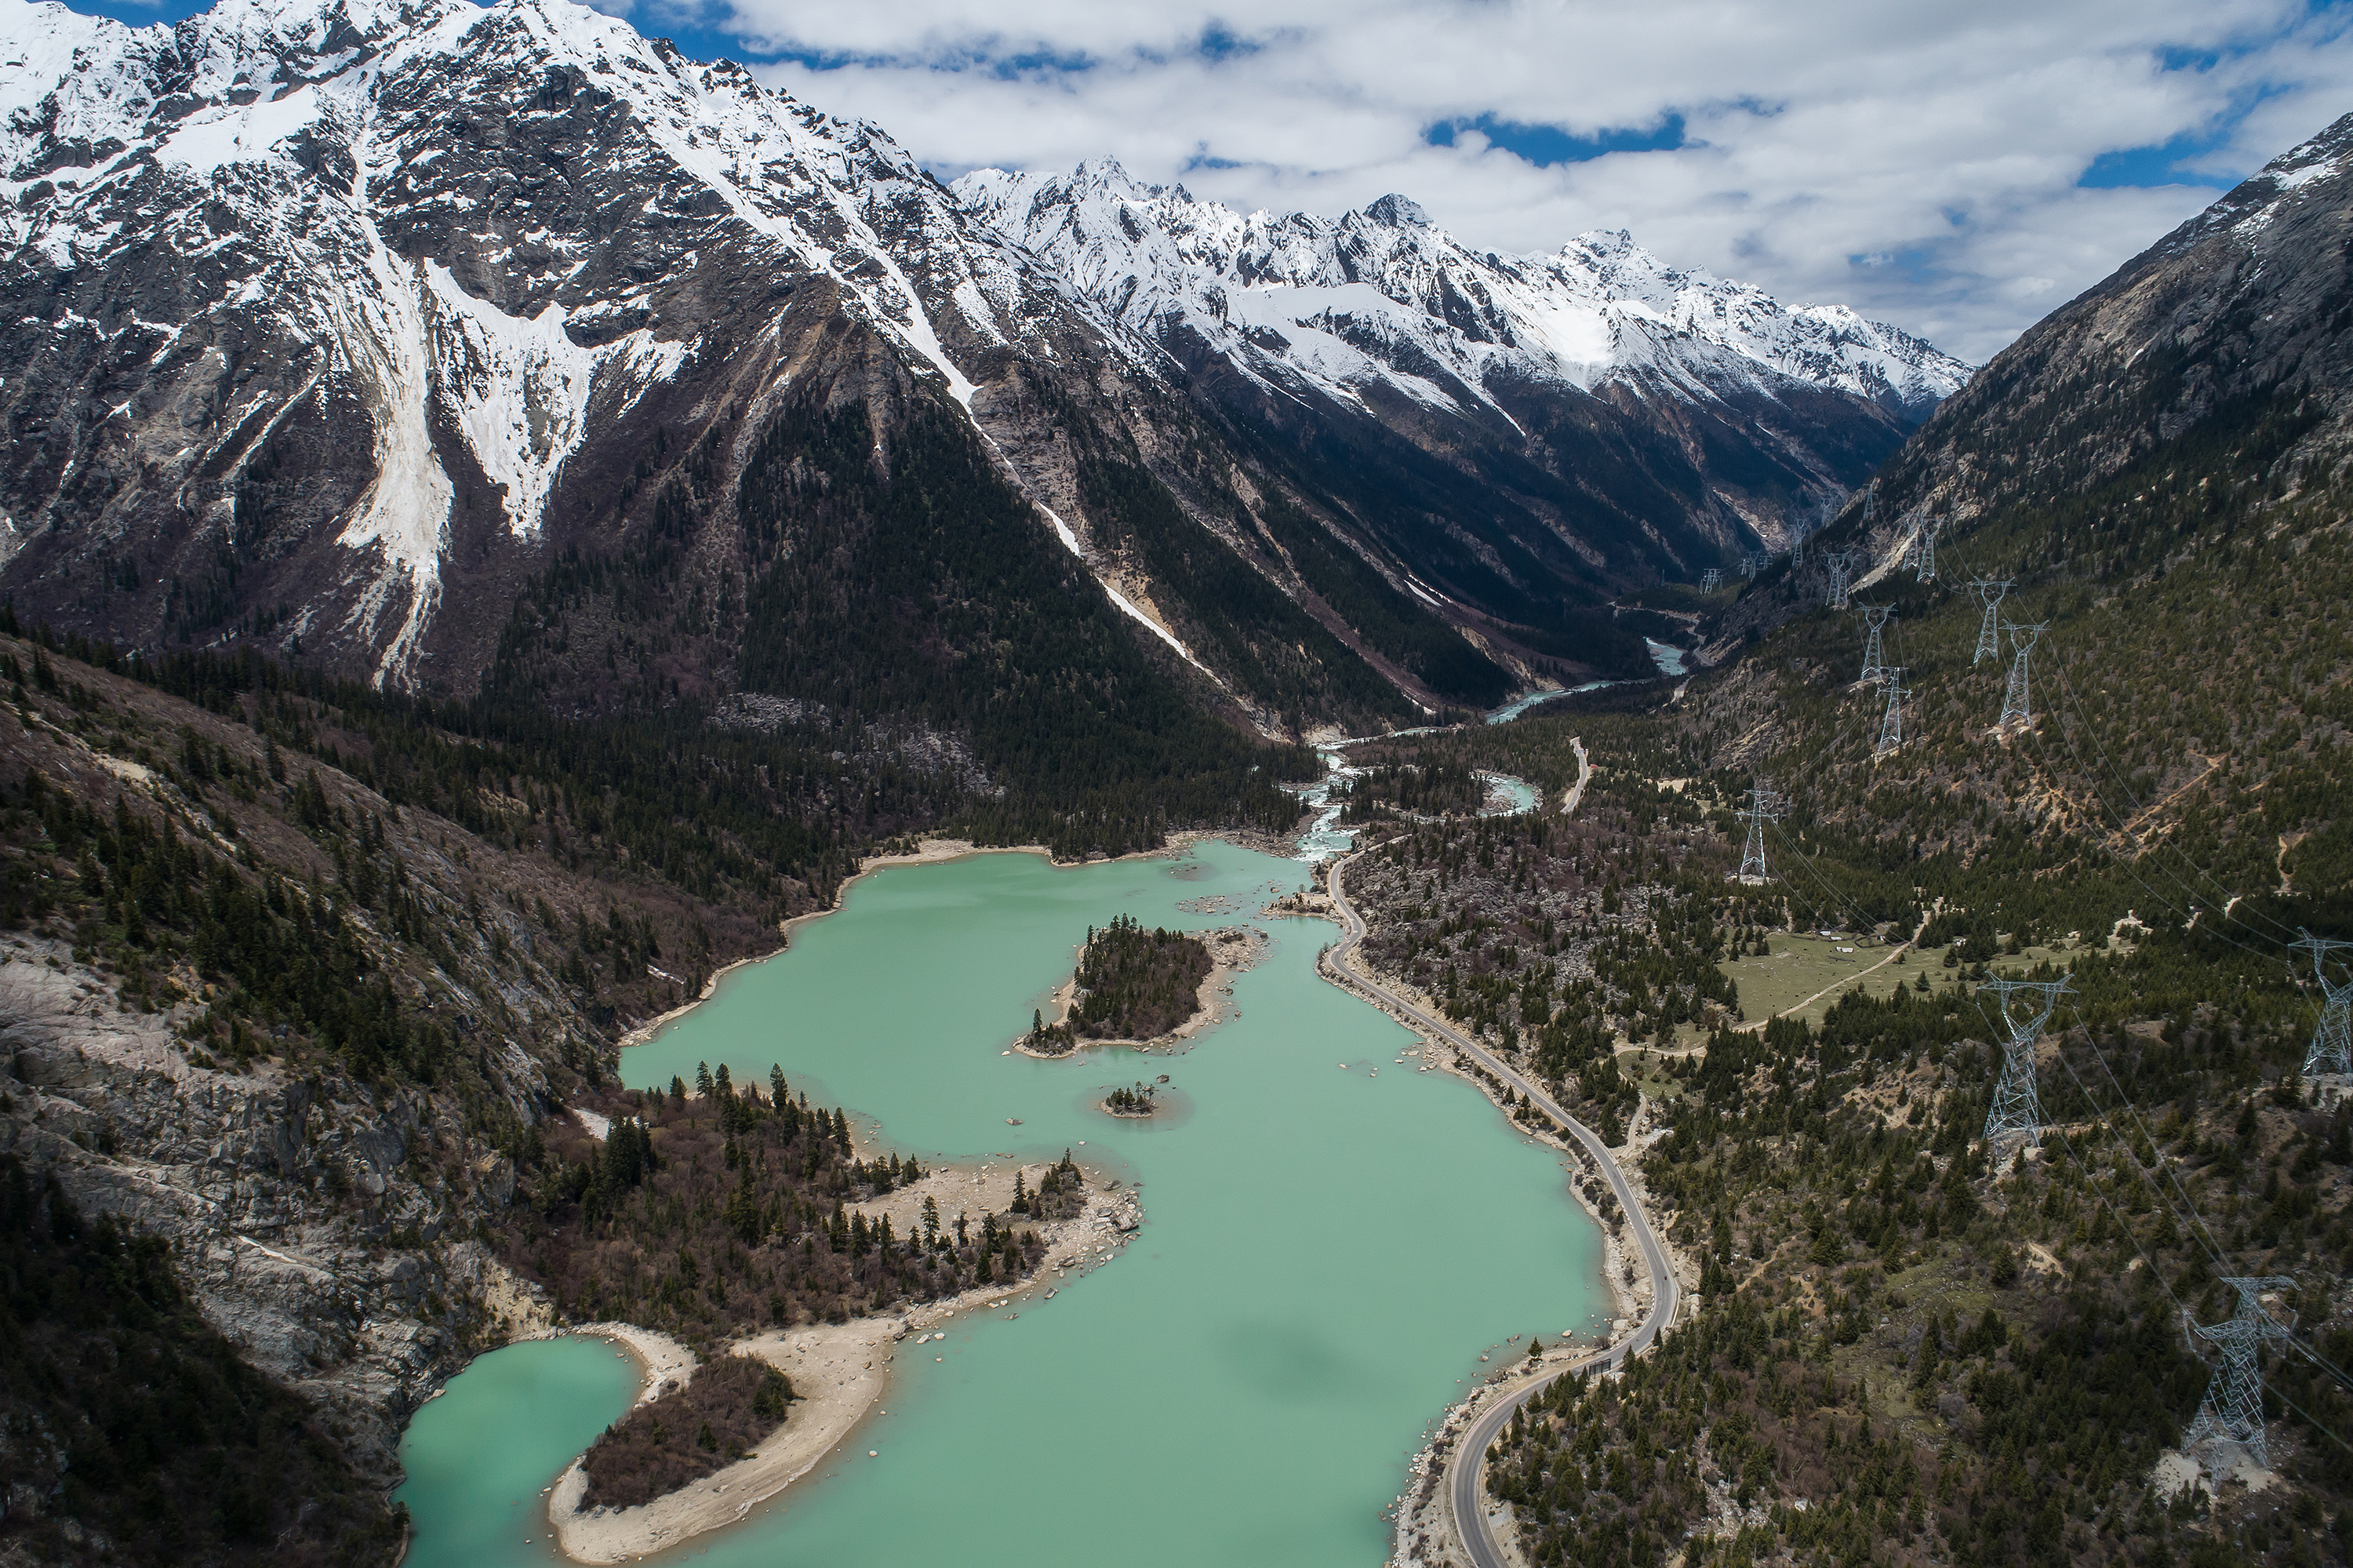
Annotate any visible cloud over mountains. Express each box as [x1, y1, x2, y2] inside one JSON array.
[[688, 0, 2353, 362]]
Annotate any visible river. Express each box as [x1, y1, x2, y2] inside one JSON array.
[[395, 842, 1609, 1568]]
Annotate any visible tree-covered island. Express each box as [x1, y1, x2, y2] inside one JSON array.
[[1024, 915, 1217, 1054]]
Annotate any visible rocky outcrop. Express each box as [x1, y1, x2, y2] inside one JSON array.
[[0, 931, 543, 1482]]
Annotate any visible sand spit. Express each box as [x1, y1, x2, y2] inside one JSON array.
[[544, 1177, 1141, 1563]]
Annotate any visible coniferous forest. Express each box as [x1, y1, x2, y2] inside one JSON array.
[[498, 1064, 1046, 1346], [1027, 915, 1215, 1052], [580, 1353, 795, 1509]]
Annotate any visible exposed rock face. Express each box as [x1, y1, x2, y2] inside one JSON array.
[[0, 624, 787, 1490], [0, 932, 532, 1483], [1, 0, 1969, 726], [0, 0, 1099, 688]]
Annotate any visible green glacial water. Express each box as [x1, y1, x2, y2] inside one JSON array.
[[396, 837, 1607, 1567]]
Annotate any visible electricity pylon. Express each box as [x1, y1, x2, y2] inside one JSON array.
[[1996, 620, 2048, 730], [1980, 977, 2071, 1147], [1825, 551, 1857, 610], [1700, 568, 1722, 590], [2182, 1278, 2300, 1473], [2291, 931, 2353, 1077], [1733, 780, 1785, 886], [1915, 522, 1938, 582], [1857, 604, 1895, 683], [1969, 578, 2013, 664], [1875, 668, 1908, 757]]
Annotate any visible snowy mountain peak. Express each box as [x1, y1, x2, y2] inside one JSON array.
[[954, 162, 1971, 423], [1363, 193, 1431, 229], [1, 0, 1064, 679], [2159, 110, 2353, 256]]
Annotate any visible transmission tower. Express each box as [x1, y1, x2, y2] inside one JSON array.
[[2291, 931, 2353, 1077], [1968, 577, 2013, 665], [1996, 620, 2048, 730], [1980, 977, 2071, 1147], [2182, 1277, 2300, 1473], [1856, 604, 1895, 683], [1875, 668, 1908, 757], [1700, 567, 1722, 591], [1825, 551, 1857, 610], [1733, 780, 1786, 886], [1915, 522, 1938, 582]]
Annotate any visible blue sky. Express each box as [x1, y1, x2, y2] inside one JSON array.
[[55, 0, 2353, 359]]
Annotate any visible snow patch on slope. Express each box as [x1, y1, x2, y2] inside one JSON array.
[[327, 244, 453, 686], [421, 261, 688, 539]]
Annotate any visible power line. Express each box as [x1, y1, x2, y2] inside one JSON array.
[[1937, 523, 2310, 958], [2289, 933, 2353, 1078], [1876, 669, 1909, 759], [1975, 978, 2071, 1147], [1825, 551, 1858, 611], [1996, 620, 2048, 731], [2031, 1114, 2353, 1464], [1857, 605, 1895, 685], [1967, 577, 2012, 665], [1733, 780, 1787, 886], [2182, 1278, 2301, 1473], [2047, 1007, 2353, 1399]]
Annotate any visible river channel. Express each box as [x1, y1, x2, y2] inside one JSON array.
[[395, 836, 1609, 1567]]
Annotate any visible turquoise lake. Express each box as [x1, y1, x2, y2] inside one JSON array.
[[395, 837, 1608, 1566]]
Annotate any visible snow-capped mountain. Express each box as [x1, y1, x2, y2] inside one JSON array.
[[0, 0, 1071, 682], [955, 160, 1969, 426], [0, 0, 1969, 728]]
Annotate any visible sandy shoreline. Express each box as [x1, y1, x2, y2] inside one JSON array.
[[543, 1166, 1144, 1563]]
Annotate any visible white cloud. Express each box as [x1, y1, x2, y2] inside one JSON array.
[[696, 0, 2353, 362]]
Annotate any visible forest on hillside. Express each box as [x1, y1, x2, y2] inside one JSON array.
[[494, 1066, 1067, 1348], [1355, 358, 2352, 1568]]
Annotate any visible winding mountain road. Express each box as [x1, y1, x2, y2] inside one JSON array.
[[1322, 831, 1678, 1568]]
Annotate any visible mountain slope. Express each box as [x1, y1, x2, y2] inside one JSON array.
[[1653, 111, 2353, 946], [1322, 119, 2353, 1568], [0, 0, 1969, 734], [958, 160, 1969, 613]]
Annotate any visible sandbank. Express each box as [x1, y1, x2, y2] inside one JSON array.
[[544, 1172, 1140, 1563]]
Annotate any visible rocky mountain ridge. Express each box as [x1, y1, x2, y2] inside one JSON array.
[[1798, 111, 2353, 611], [955, 159, 1968, 425], [2, 0, 1966, 728]]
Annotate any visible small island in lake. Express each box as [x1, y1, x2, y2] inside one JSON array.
[[1103, 1082, 1159, 1117], [1024, 915, 1257, 1055]]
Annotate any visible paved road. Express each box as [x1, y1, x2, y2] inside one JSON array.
[[1322, 846, 1679, 1568], [1559, 737, 1591, 817]]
